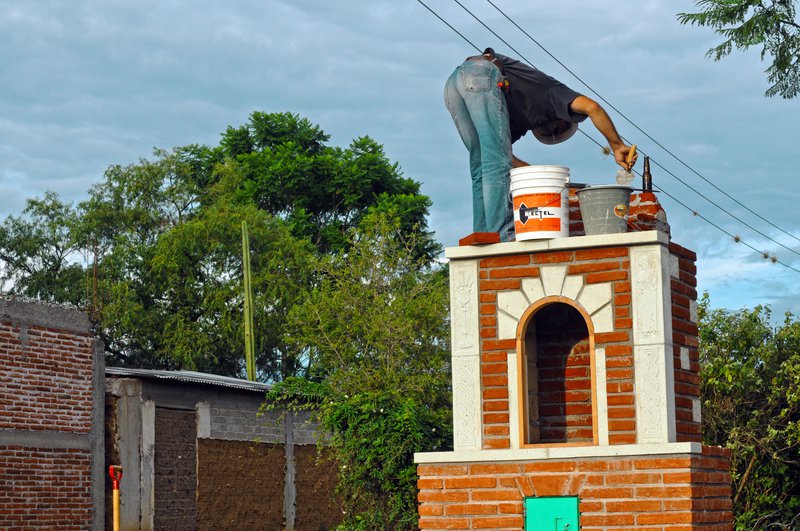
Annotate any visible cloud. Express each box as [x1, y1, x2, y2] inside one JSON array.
[[1, 0, 798, 313]]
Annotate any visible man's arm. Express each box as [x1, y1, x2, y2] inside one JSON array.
[[570, 95, 637, 170], [512, 155, 529, 168]]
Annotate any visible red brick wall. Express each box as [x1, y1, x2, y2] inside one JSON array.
[[0, 301, 100, 530], [418, 446, 732, 530], [478, 247, 636, 449], [670, 243, 702, 443], [0, 446, 94, 529], [0, 323, 95, 433], [531, 304, 592, 443]]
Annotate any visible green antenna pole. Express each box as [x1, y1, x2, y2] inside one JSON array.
[[242, 221, 256, 381]]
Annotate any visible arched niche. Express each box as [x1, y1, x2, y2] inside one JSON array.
[[516, 297, 597, 447]]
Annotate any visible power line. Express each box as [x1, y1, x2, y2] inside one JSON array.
[[645, 153, 800, 258], [414, 0, 481, 53], [470, 0, 800, 258], [483, 0, 800, 247], [579, 130, 800, 274], [415, 0, 800, 273]]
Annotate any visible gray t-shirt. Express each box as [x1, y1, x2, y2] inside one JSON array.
[[495, 53, 588, 143]]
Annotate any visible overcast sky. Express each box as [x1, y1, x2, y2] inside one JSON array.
[[2, 0, 798, 317]]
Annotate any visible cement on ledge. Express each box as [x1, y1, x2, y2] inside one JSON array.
[[444, 230, 669, 260], [414, 442, 702, 464]]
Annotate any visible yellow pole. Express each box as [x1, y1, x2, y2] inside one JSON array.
[[109, 465, 123, 531], [113, 489, 120, 531]]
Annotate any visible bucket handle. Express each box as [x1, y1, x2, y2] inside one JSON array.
[[509, 184, 568, 208]]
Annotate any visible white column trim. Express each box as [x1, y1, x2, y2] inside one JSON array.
[[630, 245, 676, 444], [594, 347, 609, 445], [450, 260, 482, 451], [507, 352, 520, 450]]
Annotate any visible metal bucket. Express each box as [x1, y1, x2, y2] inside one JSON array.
[[576, 185, 633, 235]]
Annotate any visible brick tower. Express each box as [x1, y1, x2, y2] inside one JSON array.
[[415, 191, 733, 530]]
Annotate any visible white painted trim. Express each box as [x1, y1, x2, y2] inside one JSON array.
[[507, 352, 520, 450], [140, 400, 156, 531], [196, 402, 211, 439], [449, 259, 483, 452], [630, 245, 677, 444], [450, 260, 480, 358], [680, 347, 690, 370], [445, 231, 668, 260], [670, 254, 680, 278], [594, 348, 609, 446], [692, 397, 702, 424], [540, 265, 568, 297], [452, 357, 483, 451], [415, 442, 702, 464]]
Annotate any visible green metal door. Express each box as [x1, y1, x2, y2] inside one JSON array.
[[524, 496, 579, 531]]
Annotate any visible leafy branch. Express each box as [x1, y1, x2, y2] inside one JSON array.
[[678, 0, 800, 98]]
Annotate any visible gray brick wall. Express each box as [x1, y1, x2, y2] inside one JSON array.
[[209, 406, 321, 445], [292, 410, 320, 445]]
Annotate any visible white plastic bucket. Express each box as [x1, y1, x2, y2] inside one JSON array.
[[510, 165, 570, 241]]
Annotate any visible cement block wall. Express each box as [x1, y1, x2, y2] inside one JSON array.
[[0, 298, 104, 530], [206, 405, 317, 445], [106, 372, 341, 530]]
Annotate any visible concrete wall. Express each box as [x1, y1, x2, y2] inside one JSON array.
[[154, 408, 197, 530], [0, 298, 104, 530], [106, 373, 341, 531]]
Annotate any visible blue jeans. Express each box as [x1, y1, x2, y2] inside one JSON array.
[[444, 59, 514, 241]]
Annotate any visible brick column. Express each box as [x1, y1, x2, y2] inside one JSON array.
[[0, 298, 104, 530]]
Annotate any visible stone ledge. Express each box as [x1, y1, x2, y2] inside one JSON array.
[[1, 297, 91, 334], [414, 441, 702, 464], [0, 428, 92, 450], [445, 230, 669, 260]]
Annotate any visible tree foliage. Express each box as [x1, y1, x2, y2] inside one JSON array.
[[0, 112, 438, 380], [289, 212, 450, 394], [80, 155, 316, 376], [699, 294, 800, 529], [269, 213, 452, 530], [224, 112, 438, 259], [0, 192, 85, 305], [678, 0, 800, 98]]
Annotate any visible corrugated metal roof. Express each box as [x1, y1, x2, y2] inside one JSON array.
[[105, 367, 272, 393]]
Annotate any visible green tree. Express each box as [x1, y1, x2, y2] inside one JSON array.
[[290, 212, 450, 393], [78, 153, 315, 378], [0, 111, 439, 380], [226, 111, 439, 259], [699, 294, 800, 528], [0, 192, 86, 305], [270, 212, 452, 530], [678, 0, 800, 98]]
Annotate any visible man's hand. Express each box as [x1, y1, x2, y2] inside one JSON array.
[[613, 144, 637, 171]]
